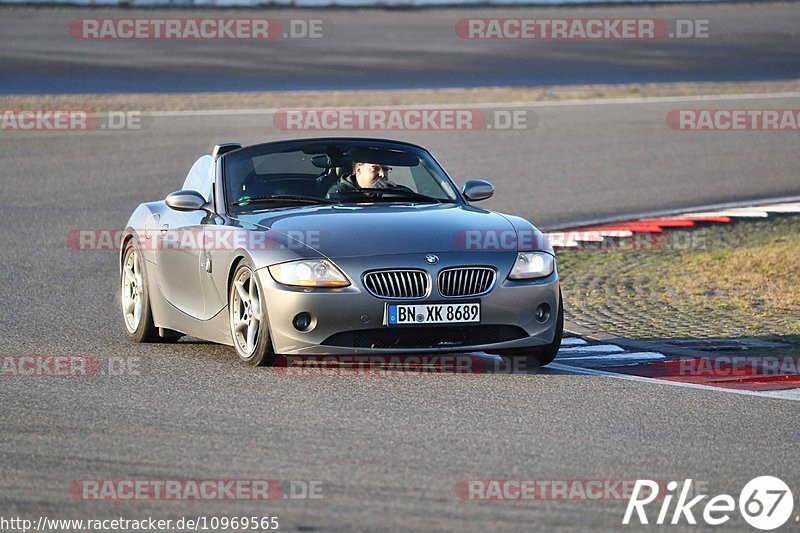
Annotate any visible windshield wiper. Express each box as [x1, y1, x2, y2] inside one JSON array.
[[234, 195, 334, 207], [334, 188, 446, 203]]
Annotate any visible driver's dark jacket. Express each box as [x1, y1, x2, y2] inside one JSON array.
[[326, 175, 359, 197], [327, 175, 403, 197]]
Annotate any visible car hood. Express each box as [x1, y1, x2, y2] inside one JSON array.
[[234, 203, 533, 258]]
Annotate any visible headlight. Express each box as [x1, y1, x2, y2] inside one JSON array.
[[269, 259, 350, 288], [508, 252, 555, 280]]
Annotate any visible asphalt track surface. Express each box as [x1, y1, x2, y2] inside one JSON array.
[[1, 4, 800, 93], [1, 93, 799, 530]]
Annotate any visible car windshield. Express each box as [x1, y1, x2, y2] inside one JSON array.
[[223, 140, 461, 214]]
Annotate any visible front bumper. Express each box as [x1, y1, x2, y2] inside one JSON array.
[[257, 252, 560, 355]]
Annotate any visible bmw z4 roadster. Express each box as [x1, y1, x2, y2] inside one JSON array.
[[120, 138, 563, 366]]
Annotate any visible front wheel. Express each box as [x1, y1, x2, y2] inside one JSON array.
[[121, 242, 182, 343], [229, 260, 276, 366], [121, 242, 157, 342]]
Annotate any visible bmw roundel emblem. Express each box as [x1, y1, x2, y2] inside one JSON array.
[[425, 254, 439, 265]]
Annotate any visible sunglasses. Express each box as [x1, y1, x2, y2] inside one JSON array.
[[358, 164, 392, 173]]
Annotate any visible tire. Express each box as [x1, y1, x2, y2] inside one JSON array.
[[121, 241, 160, 342], [498, 289, 564, 368], [229, 259, 277, 366]]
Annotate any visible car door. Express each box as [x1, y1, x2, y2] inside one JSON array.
[[198, 158, 245, 321], [199, 218, 237, 321], [155, 156, 214, 318]]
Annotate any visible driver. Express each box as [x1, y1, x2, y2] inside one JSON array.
[[327, 161, 395, 197]]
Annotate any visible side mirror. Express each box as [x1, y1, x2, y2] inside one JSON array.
[[462, 179, 494, 201], [166, 190, 209, 212]]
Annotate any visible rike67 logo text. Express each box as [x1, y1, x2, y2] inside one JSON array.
[[623, 477, 794, 530]]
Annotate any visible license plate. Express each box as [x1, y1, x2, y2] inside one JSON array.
[[386, 303, 480, 325]]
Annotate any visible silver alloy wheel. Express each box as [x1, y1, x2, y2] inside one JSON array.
[[122, 248, 143, 333], [230, 267, 263, 357]]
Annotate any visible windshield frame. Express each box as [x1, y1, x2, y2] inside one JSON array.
[[220, 138, 466, 216]]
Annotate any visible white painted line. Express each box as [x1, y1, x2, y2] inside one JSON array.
[[679, 209, 769, 218], [566, 360, 658, 369], [760, 202, 800, 213], [499, 92, 800, 109], [545, 231, 604, 243], [557, 344, 626, 356], [713, 208, 772, 217], [564, 359, 664, 369], [675, 214, 735, 220], [757, 388, 800, 401], [561, 337, 588, 347], [598, 230, 634, 238], [145, 91, 800, 118], [550, 362, 800, 402], [548, 229, 635, 247], [561, 351, 665, 362]]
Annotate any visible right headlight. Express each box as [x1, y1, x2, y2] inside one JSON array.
[[508, 252, 555, 280], [269, 259, 350, 288]]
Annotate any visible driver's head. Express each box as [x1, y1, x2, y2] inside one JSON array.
[[353, 161, 388, 188]]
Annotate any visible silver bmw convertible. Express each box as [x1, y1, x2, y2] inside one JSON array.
[[120, 138, 562, 366]]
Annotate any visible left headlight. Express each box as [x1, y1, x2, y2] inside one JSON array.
[[508, 252, 555, 280], [269, 259, 350, 288]]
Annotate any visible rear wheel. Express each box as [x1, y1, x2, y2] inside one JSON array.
[[229, 260, 276, 366], [499, 290, 564, 368]]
